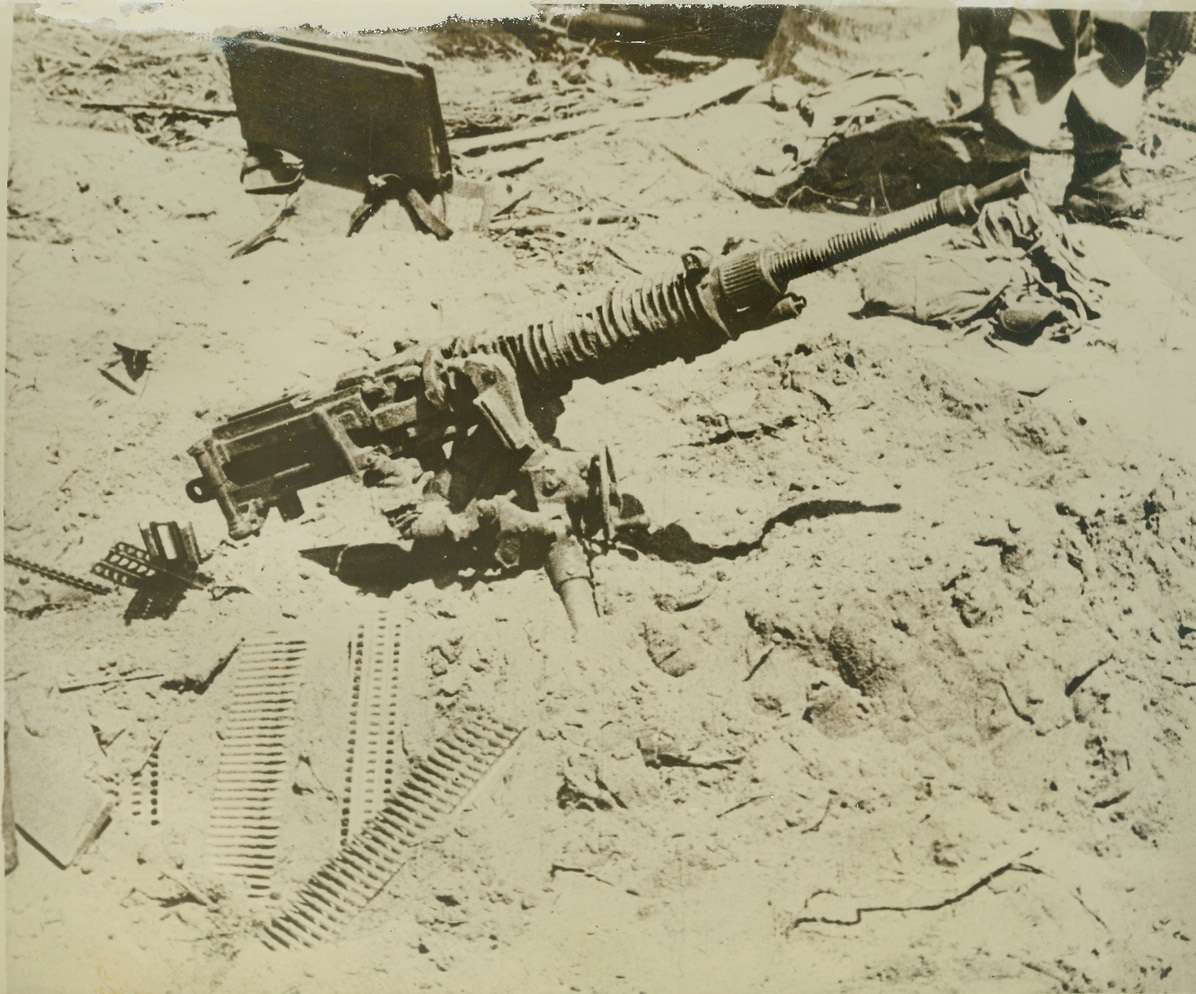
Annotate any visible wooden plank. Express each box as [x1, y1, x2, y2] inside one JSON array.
[[7, 721, 111, 868]]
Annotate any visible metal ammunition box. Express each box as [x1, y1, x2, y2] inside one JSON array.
[[220, 32, 453, 197]]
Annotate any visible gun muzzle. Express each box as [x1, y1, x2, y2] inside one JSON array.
[[752, 169, 1030, 302]]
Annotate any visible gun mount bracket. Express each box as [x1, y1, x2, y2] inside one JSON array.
[[185, 478, 212, 503]]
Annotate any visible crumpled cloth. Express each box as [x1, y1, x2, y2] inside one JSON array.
[[856, 189, 1108, 342], [857, 251, 1010, 328]]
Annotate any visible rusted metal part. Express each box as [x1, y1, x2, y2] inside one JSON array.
[[93, 523, 211, 621], [92, 543, 162, 590], [92, 541, 208, 592], [139, 521, 203, 578], [546, 535, 598, 631], [93, 522, 208, 591]]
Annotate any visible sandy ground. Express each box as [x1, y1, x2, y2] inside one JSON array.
[[5, 12, 1196, 994]]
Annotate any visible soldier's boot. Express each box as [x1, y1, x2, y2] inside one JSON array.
[[1063, 148, 1145, 223]]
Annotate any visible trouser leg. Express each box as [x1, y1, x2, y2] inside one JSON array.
[[984, 9, 1083, 155], [982, 9, 1149, 220], [1066, 13, 1150, 154]]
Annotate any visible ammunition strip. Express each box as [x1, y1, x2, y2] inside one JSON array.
[[4, 553, 113, 596], [124, 739, 162, 828], [261, 711, 522, 950], [208, 636, 307, 897], [341, 611, 403, 841]]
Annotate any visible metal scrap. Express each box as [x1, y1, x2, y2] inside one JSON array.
[[93, 522, 211, 621], [99, 342, 151, 394]]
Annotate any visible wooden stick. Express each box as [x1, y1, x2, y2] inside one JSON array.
[[488, 211, 636, 232], [58, 672, 164, 693], [73, 101, 238, 117], [454, 59, 759, 156]]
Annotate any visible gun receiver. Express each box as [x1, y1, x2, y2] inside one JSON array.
[[187, 172, 1027, 626]]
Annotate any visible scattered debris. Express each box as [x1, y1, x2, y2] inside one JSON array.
[[442, 177, 491, 232], [239, 147, 303, 195], [652, 579, 717, 613], [347, 174, 454, 240], [549, 861, 638, 894], [454, 58, 760, 156], [99, 342, 151, 394], [798, 795, 834, 834], [640, 617, 696, 677], [788, 853, 1043, 931], [716, 794, 770, 818], [637, 732, 742, 770], [229, 193, 299, 258], [494, 155, 542, 179], [487, 210, 638, 233], [1065, 656, 1113, 698], [161, 636, 243, 694], [743, 644, 776, 681], [73, 100, 237, 116], [557, 767, 626, 811], [1093, 789, 1133, 810], [114, 343, 151, 380]]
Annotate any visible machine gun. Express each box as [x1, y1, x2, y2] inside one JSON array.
[[186, 172, 1027, 629]]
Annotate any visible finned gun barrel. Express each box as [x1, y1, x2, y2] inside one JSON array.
[[446, 171, 1029, 388]]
